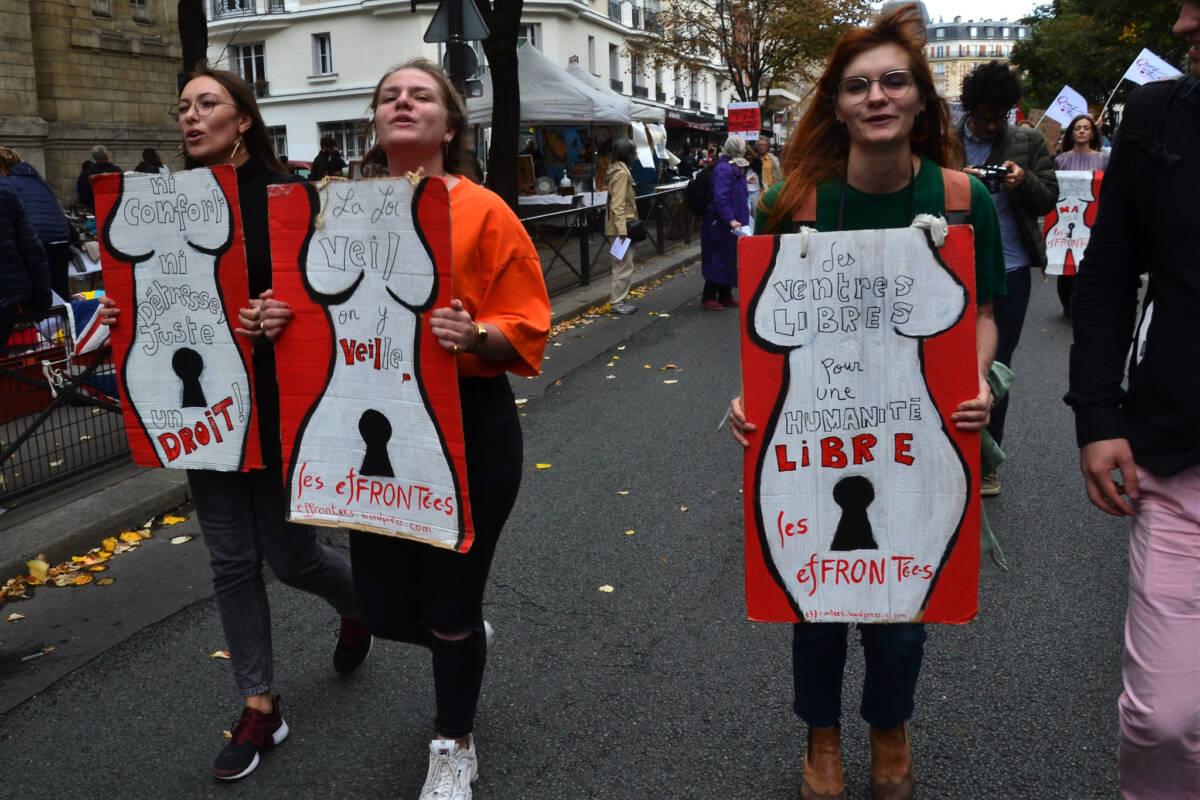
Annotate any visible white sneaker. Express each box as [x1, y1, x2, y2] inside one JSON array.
[[418, 737, 478, 800]]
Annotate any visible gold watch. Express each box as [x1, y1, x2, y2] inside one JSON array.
[[472, 323, 488, 352]]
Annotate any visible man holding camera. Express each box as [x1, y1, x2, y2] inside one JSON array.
[[959, 61, 1058, 497]]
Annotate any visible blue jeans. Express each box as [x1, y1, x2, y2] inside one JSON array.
[[988, 265, 1031, 448], [189, 468, 357, 697], [792, 622, 927, 729]]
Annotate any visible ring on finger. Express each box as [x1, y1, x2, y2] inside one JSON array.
[[451, 343, 460, 353]]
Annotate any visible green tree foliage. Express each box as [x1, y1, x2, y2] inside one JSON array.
[[1011, 0, 1188, 107]]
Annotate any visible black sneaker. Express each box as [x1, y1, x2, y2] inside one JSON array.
[[333, 616, 373, 674], [212, 696, 289, 781]]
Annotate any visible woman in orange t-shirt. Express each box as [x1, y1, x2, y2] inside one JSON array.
[[263, 58, 549, 800]]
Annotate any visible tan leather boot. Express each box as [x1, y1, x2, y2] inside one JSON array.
[[801, 725, 846, 800], [869, 722, 915, 800]]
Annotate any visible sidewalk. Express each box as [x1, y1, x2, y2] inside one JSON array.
[[0, 242, 701, 582]]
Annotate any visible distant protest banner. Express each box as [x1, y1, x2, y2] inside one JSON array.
[[94, 166, 262, 471], [727, 102, 762, 141], [1043, 171, 1104, 276], [739, 224, 981, 624], [268, 177, 474, 552]]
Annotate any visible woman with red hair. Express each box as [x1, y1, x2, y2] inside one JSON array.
[[730, 5, 1006, 798]]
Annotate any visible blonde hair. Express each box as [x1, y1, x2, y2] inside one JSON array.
[[0, 147, 21, 172]]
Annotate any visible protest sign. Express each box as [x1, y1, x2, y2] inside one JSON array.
[[1043, 85, 1090, 127], [1043, 171, 1103, 276], [94, 166, 262, 471], [739, 224, 980, 624], [727, 102, 761, 141], [1123, 48, 1183, 85], [268, 177, 474, 552]]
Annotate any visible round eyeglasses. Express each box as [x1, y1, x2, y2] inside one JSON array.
[[169, 98, 237, 121], [837, 70, 915, 104]]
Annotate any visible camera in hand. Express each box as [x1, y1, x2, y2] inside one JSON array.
[[972, 164, 1011, 193]]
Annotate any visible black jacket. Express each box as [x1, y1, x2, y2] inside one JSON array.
[[236, 158, 305, 469], [957, 122, 1058, 267], [77, 161, 121, 211], [0, 183, 51, 315], [1, 163, 70, 245], [1066, 77, 1200, 476]]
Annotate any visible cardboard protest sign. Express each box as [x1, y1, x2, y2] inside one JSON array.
[[94, 166, 262, 471], [739, 224, 981, 624], [268, 177, 474, 552], [1043, 170, 1103, 276], [727, 102, 761, 141]]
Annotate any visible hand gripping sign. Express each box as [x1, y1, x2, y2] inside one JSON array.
[[739, 220, 981, 623], [1042, 171, 1103, 276], [94, 166, 262, 471], [268, 177, 474, 552]]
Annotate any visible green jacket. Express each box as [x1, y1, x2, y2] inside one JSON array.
[[958, 123, 1058, 268]]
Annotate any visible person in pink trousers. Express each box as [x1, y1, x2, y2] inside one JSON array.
[[1065, 3, 1200, 797]]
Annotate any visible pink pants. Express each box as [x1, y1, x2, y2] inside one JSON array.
[[1118, 466, 1200, 799]]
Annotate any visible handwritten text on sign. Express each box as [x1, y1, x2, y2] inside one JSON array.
[[275, 178, 471, 550], [1043, 170, 1102, 277], [97, 168, 258, 470], [744, 226, 975, 623]]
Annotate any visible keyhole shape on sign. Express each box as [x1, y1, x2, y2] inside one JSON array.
[[172, 347, 207, 408], [358, 409, 395, 478], [1067, 222, 1075, 238], [830, 475, 879, 551]]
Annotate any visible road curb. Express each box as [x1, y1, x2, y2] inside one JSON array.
[[549, 245, 701, 326], [0, 472, 190, 582]]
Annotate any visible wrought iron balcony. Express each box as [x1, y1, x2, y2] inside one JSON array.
[[656, 90, 667, 102], [210, 0, 286, 19], [689, 99, 701, 110], [674, 97, 683, 107], [610, 79, 624, 92], [632, 85, 648, 98]]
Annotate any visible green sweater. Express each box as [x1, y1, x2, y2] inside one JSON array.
[[755, 156, 1007, 305]]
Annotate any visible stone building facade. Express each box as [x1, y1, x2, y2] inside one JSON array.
[[0, 0, 182, 204]]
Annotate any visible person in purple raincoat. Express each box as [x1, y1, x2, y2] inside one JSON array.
[[700, 135, 750, 310]]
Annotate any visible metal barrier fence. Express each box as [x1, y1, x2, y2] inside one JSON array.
[[0, 308, 128, 503], [522, 185, 696, 297]]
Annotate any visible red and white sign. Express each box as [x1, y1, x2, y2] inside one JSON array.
[[268, 177, 475, 552], [1043, 170, 1103, 276], [738, 224, 981, 623], [727, 101, 762, 141], [94, 166, 263, 471]]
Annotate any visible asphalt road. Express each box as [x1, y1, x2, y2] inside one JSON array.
[[0, 266, 1127, 798]]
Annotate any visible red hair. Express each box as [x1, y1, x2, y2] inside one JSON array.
[[764, 3, 960, 233]]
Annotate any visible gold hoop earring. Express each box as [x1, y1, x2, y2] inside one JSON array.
[[231, 136, 244, 161]]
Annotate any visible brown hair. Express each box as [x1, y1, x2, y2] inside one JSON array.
[[0, 147, 21, 172], [180, 65, 287, 174], [367, 59, 474, 178], [1065, 114, 1101, 152], [764, 3, 959, 233]]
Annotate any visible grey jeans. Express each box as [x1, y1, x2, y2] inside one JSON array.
[[188, 468, 356, 697]]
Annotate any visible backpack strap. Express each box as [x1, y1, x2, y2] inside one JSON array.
[[791, 186, 817, 225], [940, 167, 971, 225]]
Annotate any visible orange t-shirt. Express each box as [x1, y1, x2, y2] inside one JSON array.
[[448, 177, 551, 378]]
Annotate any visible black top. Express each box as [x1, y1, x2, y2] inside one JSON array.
[[1065, 77, 1200, 476], [235, 158, 304, 470]]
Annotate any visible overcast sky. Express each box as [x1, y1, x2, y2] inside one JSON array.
[[919, 0, 1042, 23]]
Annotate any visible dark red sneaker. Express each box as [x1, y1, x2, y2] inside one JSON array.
[[701, 299, 724, 311], [720, 297, 739, 308], [212, 696, 288, 781], [333, 616, 373, 675]]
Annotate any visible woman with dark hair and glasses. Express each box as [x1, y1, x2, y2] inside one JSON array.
[[98, 66, 367, 782], [729, 6, 1005, 799]]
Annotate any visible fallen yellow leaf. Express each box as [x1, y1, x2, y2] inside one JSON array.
[[616, 490, 630, 496], [605, 375, 615, 380], [223, 730, 233, 740], [209, 650, 231, 660], [170, 535, 193, 545], [617, 345, 626, 351], [161, 515, 188, 526], [72, 574, 93, 586], [101, 537, 117, 553], [87, 565, 107, 572], [119, 531, 143, 544], [623, 530, 636, 536], [96, 578, 115, 586], [535, 463, 552, 470], [680, 505, 689, 512], [26, 559, 48, 581], [6, 612, 26, 622], [598, 585, 615, 593], [643, 364, 652, 369], [663, 379, 679, 385], [605, 362, 615, 368]]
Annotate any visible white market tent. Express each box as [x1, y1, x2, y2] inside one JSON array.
[[564, 60, 666, 124], [467, 41, 632, 127]]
